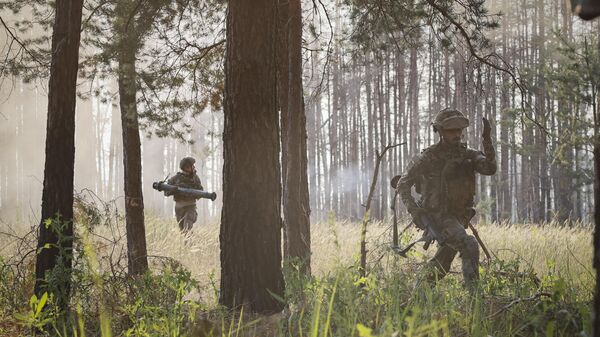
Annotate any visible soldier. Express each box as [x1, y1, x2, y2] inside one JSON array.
[[397, 108, 496, 287], [166, 157, 204, 233]]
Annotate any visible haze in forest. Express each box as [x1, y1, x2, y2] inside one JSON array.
[[0, 0, 598, 226], [0, 0, 599, 335]]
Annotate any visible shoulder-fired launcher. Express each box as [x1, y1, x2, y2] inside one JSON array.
[[152, 181, 217, 201]]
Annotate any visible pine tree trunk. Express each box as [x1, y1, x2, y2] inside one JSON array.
[[282, 0, 311, 272], [277, 0, 289, 191], [592, 25, 600, 337], [409, 48, 419, 158], [116, 15, 148, 275], [307, 34, 319, 220], [34, 0, 84, 311], [500, 17, 512, 221], [108, 86, 122, 200], [220, 0, 285, 313]]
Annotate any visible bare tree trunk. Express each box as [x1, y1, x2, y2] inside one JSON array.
[[277, 0, 289, 191], [116, 2, 148, 275], [108, 89, 122, 200], [220, 0, 285, 313], [592, 25, 600, 337], [360, 144, 401, 277], [408, 48, 419, 158], [330, 51, 340, 215], [306, 33, 320, 221], [282, 0, 311, 273], [34, 0, 84, 312], [500, 16, 512, 221]]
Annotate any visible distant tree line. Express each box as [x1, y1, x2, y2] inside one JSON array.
[[2, 0, 596, 227]]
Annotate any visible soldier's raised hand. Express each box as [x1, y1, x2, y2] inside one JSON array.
[[482, 117, 491, 141]]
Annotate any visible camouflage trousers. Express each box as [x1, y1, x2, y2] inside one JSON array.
[[425, 214, 480, 286], [175, 203, 197, 233]]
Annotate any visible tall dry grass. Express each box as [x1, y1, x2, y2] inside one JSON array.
[[0, 214, 593, 336], [142, 216, 593, 301]]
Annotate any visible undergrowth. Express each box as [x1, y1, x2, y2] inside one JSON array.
[[0, 196, 592, 336]]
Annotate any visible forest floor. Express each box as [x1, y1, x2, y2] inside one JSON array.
[[0, 210, 593, 336]]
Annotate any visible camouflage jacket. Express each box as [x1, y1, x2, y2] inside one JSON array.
[[397, 139, 496, 220], [166, 171, 204, 203]]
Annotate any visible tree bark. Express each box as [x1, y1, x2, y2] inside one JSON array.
[[108, 84, 122, 200], [116, 1, 149, 275], [592, 24, 600, 337], [499, 17, 512, 221], [277, 0, 289, 190], [34, 0, 84, 311], [220, 0, 285, 313], [282, 0, 311, 273]]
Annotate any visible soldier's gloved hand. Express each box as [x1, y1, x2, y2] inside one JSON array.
[[482, 117, 492, 141]]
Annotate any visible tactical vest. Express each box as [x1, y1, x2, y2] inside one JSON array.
[[417, 144, 477, 219], [168, 172, 202, 203]]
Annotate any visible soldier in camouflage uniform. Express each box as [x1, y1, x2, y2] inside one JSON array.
[[397, 108, 496, 286], [166, 157, 204, 232]]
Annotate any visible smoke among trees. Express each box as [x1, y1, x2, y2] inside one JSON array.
[[1, 0, 597, 226], [0, 0, 598, 334]]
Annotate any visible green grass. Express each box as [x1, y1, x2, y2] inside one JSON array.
[[0, 212, 593, 336]]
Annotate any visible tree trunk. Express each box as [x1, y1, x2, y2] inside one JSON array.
[[277, 0, 289, 190], [282, 0, 311, 273], [34, 0, 84, 311], [108, 85, 122, 200], [594, 140, 600, 337], [220, 0, 285, 313], [307, 35, 320, 220], [116, 7, 148, 275], [592, 25, 600, 337]]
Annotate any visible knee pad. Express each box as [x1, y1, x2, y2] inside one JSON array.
[[464, 236, 479, 258], [455, 235, 479, 259], [460, 236, 480, 281]]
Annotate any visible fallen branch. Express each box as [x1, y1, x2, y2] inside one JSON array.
[[468, 222, 493, 261], [359, 143, 405, 277], [485, 292, 551, 320]]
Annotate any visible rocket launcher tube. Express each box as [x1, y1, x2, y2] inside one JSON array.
[[152, 181, 217, 201]]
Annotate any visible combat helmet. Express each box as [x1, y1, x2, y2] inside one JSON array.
[[179, 157, 196, 170], [432, 108, 469, 132]]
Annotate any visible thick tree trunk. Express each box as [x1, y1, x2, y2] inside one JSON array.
[[117, 29, 148, 275], [277, 0, 289, 190], [282, 0, 311, 272], [277, 0, 290, 257], [34, 0, 84, 311], [220, 0, 285, 313]]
